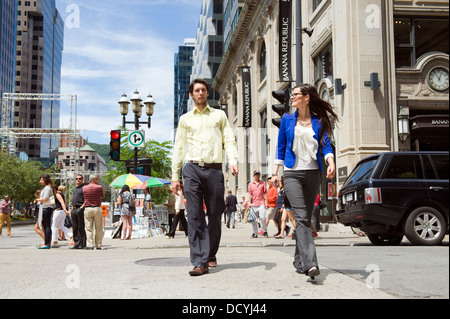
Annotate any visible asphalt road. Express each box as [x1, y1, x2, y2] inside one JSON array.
[[272, 245, 449, 299], [0, 225, 448, 301]]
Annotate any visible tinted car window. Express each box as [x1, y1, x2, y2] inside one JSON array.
[[431, 155, 449, 180], [344, 157, 378, 186], [423, 156, 437, 179], [383, 155, 423, 179]]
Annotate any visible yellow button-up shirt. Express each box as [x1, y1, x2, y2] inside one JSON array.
[[172, 105, 238, 182]]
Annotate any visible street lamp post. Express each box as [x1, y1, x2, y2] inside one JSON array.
[[118, 90, 156, 173]]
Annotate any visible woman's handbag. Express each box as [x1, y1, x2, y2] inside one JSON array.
[[49, 196, 56, 206], [128, 194, 135, 213], [247, 207, 257, 223], [64, 216, 72, 228]]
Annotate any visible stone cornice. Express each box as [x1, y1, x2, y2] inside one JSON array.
[[213, 0, 272, 92]]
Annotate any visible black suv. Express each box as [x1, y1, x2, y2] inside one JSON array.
[[336, 152, 449, 246]]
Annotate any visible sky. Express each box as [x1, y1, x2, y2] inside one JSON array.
[[55, 0, 204, 145]]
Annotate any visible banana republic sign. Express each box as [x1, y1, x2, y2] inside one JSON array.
[[241, 66, 252, 128], [279, 0, 293, 82]]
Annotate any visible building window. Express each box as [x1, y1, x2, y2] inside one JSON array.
[[394, 17, 449, 68], [233, 87, 238, 119], [260, 108, 269, 175], [313, 0, 323, 11], [259, 41, 267, 82], [313, 42, 333, 85]]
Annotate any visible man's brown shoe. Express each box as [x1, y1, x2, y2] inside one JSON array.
[[189, 266, 209, 276]]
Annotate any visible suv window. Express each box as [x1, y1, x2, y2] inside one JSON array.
[[431, 155, 449, 180], [344, 157, 378, 186], [383, 155, 423, 179], [424, 156, 437, 179]]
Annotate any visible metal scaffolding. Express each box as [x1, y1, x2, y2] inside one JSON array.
[[0, 93, 83, 188]]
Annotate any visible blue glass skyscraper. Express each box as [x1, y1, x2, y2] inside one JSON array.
[[15, 0, 63, 158], [0, 0, 17, 130], [174, 38, 195, 129]]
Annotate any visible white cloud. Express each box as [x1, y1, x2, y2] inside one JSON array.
[[56, 0, 203, 144]]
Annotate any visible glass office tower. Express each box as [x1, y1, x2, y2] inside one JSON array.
[[15, 0, 64, 158], [174, 38, 195, 128], [0, 0, 17, 130]]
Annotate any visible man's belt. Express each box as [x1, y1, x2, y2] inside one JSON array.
[[188, 161, 222, 169]]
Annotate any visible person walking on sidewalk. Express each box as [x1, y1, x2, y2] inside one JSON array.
[[51, 185, 74, 246], [241, 197, 249, 222], [82, 174, 104, 250], [275, 176, 294, 239], [171, 78, 239, 277], [70, 175, 86, 249], [36, 174, 57, 249], [225, 190, 238, 229], [117, 185, 135, 240], [0, 196, 12, 237], [272, 83, 338, 279], [266, 177, 279, 235], [248, 170, 268, 238], [166, 180, 188, 238]]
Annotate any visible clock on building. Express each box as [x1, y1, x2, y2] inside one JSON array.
[[426, 66, 449, 92]]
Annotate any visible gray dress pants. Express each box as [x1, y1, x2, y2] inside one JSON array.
[[283, 169, 320, 274], [183, 163, 225, 268]]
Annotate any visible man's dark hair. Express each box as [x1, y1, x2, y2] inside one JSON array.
[[189, 78, 209, 94]]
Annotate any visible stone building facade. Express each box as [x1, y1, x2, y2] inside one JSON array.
[[213, 0, 449, 218]]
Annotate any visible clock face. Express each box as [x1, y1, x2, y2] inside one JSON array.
[[427, 67, 449, 92]]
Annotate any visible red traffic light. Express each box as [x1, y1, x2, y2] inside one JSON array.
[[110, 130, 120, 140], [110, 130, 121, 161]]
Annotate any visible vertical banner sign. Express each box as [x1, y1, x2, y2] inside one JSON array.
[[279, 0, 293, 82], [241, 66, 252, 128]]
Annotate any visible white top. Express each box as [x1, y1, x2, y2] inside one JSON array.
[[40, 185, 54, 208], [284, 126, 319, 171], [175, 191, 185, 211]]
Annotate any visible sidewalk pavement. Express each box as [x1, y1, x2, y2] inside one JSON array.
[[101, 220, 372, 250]]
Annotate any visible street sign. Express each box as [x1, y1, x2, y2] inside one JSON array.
[[128, 130, 145, 148]]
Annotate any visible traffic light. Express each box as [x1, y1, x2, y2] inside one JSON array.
[[109, 130, 121, 161], [272, 88, 290, 128]]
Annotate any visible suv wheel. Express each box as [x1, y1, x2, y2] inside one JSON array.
[[367, 233, 404, 246], [404, 207, 446, 246]]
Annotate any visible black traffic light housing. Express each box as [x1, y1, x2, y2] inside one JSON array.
[[109, 130, 121, 161], [272, 88, 290, 128]]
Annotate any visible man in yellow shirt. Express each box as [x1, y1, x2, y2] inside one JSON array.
[[172, 78, 239, 276]]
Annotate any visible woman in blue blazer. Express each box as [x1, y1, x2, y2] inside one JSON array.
[[272, 83, 339, 279]]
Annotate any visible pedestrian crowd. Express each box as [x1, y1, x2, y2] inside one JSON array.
[[2, 78, 338, 282], [0, 173, 105, 250]]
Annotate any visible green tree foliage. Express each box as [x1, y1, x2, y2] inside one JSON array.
[[101, 136, 173, 205], [0, 149, 44, 205]]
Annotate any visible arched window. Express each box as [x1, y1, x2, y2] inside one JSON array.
[[259, 41, 267, 82]]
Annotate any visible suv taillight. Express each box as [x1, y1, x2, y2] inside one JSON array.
[[365, 188, 382, 204]]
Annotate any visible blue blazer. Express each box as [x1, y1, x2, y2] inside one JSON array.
[[275, 110, 334, 172]]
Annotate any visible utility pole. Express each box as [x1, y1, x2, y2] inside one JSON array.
[[296, 0, 303, 86]]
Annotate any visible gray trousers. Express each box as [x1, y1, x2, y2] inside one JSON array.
[[283, 169, 320, 274], [183, 163, 225, 268]]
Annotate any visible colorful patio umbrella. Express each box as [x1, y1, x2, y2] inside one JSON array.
[[133, 177, 171, 189], [110, 174, 152, 188]]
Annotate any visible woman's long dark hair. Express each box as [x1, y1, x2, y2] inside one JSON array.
[[120, 185, 131, 195], [294, 83, 339, 145], [40, 174, 57, 194]]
